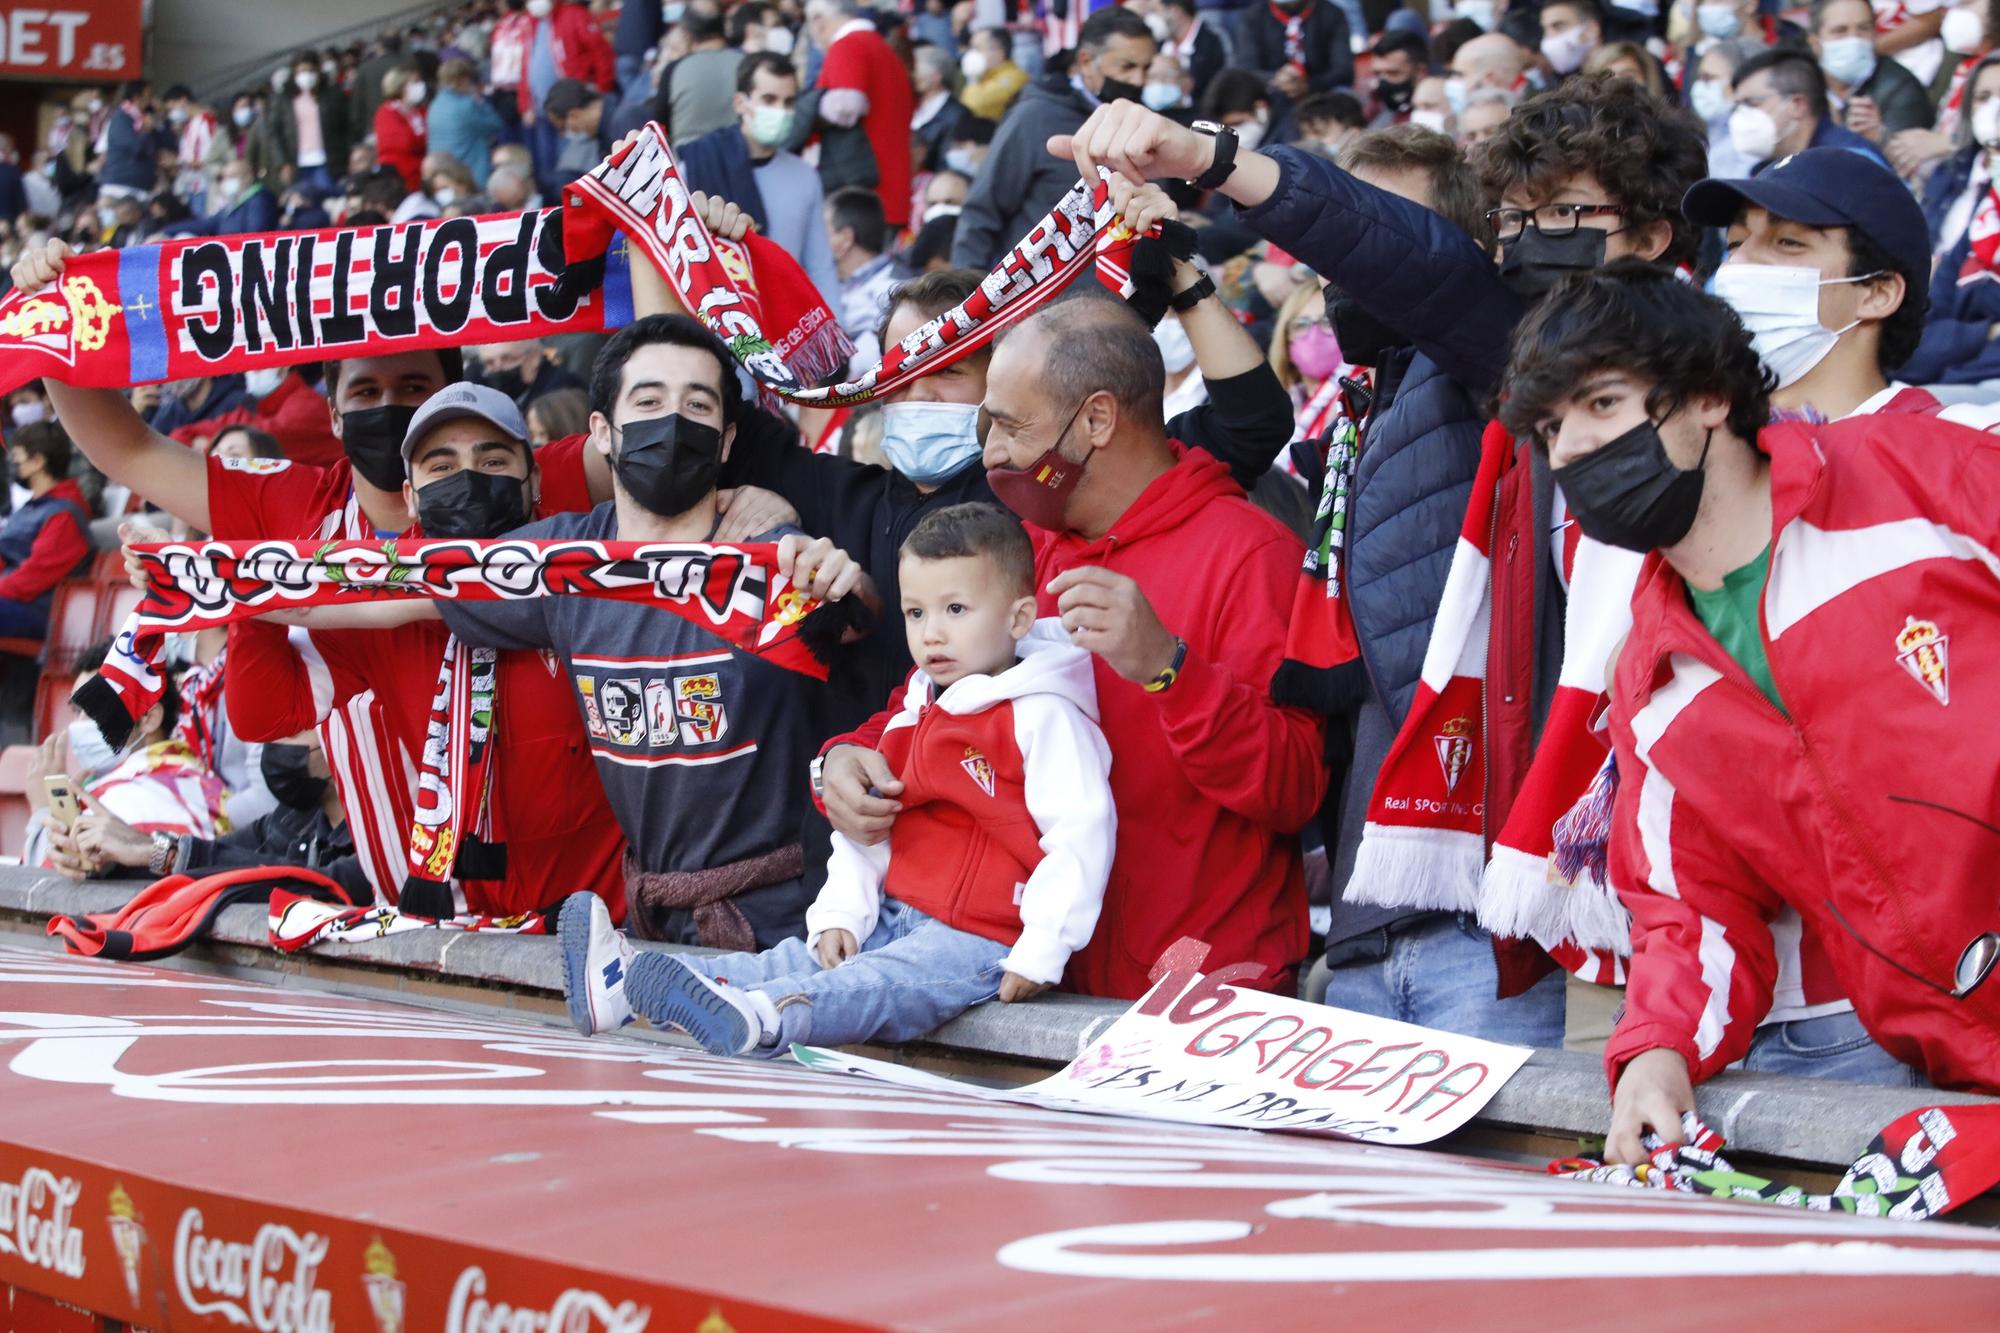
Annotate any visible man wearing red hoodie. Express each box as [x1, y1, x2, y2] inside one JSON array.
[[0, 421, 91, 640], [818, 298, 1326, 998]]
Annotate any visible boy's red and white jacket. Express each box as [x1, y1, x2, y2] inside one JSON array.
[[1603, 414, 2000, 1096], [805, 621, 1115, 987]]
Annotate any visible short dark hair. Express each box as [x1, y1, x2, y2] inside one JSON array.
[[1475, 72, 1709, 269], [292, 50, 318, 69], [1010, 295, 1165, 434], [1296, 91, 1366, 130], [1078, 5, 1152, 52], [8, 420, 72, 480], [213, 425, 284, 459], [1162, 0, 1198, 15], [901, 502, 1035, 597], [879, 267, 984, 349], [737, 50, 796, 95], [1200, 68, 1270, 120], [1372, 29, 1429, 64], [1810, 0, 1874, 30], [1500, 259, 1773, 450], [826, 186, 887, 255], [588, 313, 743, 425], [682, 4, 727, 43], [1339, 124, 1494, 252], [163, 84, 193, 103], [320, 348, 464, 401], [1733, 48, 1829, 120], [725, 1, 776, 46], [1849, 226, 1928, 371], [1540, 0, 1605, 23], [951, 115, 997, 146]]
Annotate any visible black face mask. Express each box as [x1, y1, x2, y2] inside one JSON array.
[[1327, 297, 1407, 368], [1552, 420, 1712, 553], [1097, 76, 1144, 105], [1497, 226, 1609, 300], [340, 404, 420, 492], [415, 468, 530, 538], [482, 366, 527, 400], [1376, 80, 1414, 114], [261, 743, 329, 811], [614, 413, 725, 517]]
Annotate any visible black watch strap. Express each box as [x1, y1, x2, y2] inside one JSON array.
[[1168, 273, 1216, 312], [1189, 120, 1240, 191]]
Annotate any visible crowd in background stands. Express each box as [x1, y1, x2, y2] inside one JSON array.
[[5, 0, 2000, 1155]]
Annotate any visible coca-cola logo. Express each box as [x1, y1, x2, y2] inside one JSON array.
[[173, 1207, 332, 1333], [0, 1166, 84, 1278], [447, 1265, 651, 1333]]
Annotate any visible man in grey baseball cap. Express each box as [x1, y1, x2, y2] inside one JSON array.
[[399, 382, 539, 538]]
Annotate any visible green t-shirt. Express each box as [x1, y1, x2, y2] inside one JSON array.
[[1687, 544, 1784, 713]]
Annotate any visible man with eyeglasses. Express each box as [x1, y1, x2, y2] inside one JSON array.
[[1034, 73, 1708, 1046], [1497, 262, 2000, 1164], [1727, 48, 1888, 170]]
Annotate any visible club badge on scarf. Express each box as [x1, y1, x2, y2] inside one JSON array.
[[76, 537, 825, 752], [1554, 1105, 2000, 1222], [562, 122, 1146, 408]]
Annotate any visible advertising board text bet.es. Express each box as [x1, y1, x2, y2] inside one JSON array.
[[0, 3, 143, 82]]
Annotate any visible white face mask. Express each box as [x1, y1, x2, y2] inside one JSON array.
[[433, 185, 457, 206], [233, 105, 256, 128], [1540, 24, 1595, 75], [271, 67, 292, 92], [1713, 262, 1872, 389], [1152, 316, 1195, 374], [763, 24, 795, 55], [747, 102, 793, 146], [1235, 114, 1268, 151], [9, 401, 47, 427], [1976, 96, 2000, 147], [1728, 102, 1780, 159], [217, 176, 243, 202], [1410, 107, 1450, 135], [295, 69, 318, 91], [168, 105, 189, 126], [404, 80, 427, 103], [244, 366, 288, 398], [1145, 12, 1172, 42], [1690, 77, 1731, 123], [1455, 0, 1497, 29], [528, 0, 555, 16], [1696, 1, 1742, 37], [1445, 75, 1469, 115], [960, 50, 988, 80], [1945, 4, 1987, 52], [1819, 35, 1877, 87], [96, 204, 119, 229]]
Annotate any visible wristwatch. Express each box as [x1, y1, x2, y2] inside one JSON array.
[[146, 831, 176, 876], [1144, 636, 1189, 694], [1188, 120, 1241, 192], [808, 753, 829, 801], [1169, 272, 1217, 312]]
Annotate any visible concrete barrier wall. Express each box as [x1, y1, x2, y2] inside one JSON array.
[[4, 864, 1991, 1174]]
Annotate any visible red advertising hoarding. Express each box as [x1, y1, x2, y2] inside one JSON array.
[[0, 0, 143, 82]]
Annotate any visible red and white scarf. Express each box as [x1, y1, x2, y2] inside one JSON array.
[[1270, 0, 1312, 72], [1962, 159, 2000, 279], [1340, 423, 1645, 959]]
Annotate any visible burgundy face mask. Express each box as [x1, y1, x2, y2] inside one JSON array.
[[984, 399, 1089, 531]]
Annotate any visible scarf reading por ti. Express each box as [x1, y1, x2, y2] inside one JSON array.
[[1552, 1106, 2000, 1222], [1341, 422, 1646, 965]]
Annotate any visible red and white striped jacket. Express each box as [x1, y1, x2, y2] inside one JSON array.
[[1602, 414, 2000, 1094]]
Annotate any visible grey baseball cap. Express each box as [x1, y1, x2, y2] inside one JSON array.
[[399, 382, 531, 468]]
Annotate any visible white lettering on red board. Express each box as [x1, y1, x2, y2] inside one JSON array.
[[173, 1207, 332, 1333], [0, 11, 91, 68], [446, 1265, 651, 1333], [0, 1166, 84, 1278]]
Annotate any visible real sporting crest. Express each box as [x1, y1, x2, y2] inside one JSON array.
[[1895, 616, 1949, 705], [1433, 716, 1474, 795]]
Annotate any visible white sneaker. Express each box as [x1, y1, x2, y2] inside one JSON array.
[[558, 892, 634, 1035], [647, 955, 763, 1057]]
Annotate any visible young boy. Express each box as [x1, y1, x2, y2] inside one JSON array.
[[558, 503, 1116, 1055]]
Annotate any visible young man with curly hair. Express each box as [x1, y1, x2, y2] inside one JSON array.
[[1036, 74, 1709, 1045], [1496, 262, 2000, 1160]]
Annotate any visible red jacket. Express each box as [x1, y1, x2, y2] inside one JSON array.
[[490, 5, 616, 116], [829, 447, 1326, 998], [374, 102, 427, 193], [0, 477, 90, 610], [168, 371, 344, 469], [1604, 416, 2000, 1095], [808, 624, 1113, 985], [817, 21, 915, 227]]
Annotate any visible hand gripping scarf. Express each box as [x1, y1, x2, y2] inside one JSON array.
[[1340, 422, 1646, 965], [76, 537, 825, 901], [1552, 1105, 2000, 1222]]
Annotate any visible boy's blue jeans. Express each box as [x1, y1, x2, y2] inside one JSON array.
[[677, 898, 1011, 1054]]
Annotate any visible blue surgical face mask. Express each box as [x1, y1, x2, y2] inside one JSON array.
[[68, 716, 121, 775], [944, 146, 979, 176], [878, 401, 982, 486]]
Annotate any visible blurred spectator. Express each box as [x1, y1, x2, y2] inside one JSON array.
[[92, 193, 146, 248], [679, 52, 843, 307], [1458, 86, 1516, 144], [99, 83, 159, 201], [268, 51, 354, 193], [957, 28, 1028, 122], [828, 186, 900, 369], [477, 339, 587, 410], [1201, 70, 1284, 148], [1691, 40, 1759, 177], [0, 422, 91, 639], [491, 0, 615, 189], [526, 388, 591, 446], [1144, 51, 1194, 113], [147, 375, 252, 437], [375, 67, 432, 192], [547, 78, 609, 178], [1157, 0, 1228, 101], [489, 163, 540, 212], [912, 45, 967, 174], [953, 8, 1156, 269], [803, 0, 917, 227], [164, 158, 280, 237], [1730, 48, 1889, 166], [942, 113, 995, 179], [352, 32, 408, 132], [656, 4, 746, 143], [1536, 0, 1605, 79], [1583, 40, 1671, 98], [1368, 31, 1428, 126], [1243, 0, 1357, 101], [1910, 53, 2000, 388], [161, 86, 218, 203], [1448, 30, 1531, 97], [0, 139, 25, 226], [282, 183, 333, 230], [429, 58, 506, 189], [1296, 91, 1368, 156], [209, 426, 285, 464], [1813, 0, 1936, 143], [1411, 75, 1457, 135]]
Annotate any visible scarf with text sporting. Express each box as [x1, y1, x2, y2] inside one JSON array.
[[1341, 422, 1644, 974], [563, 122, 1145, 409], [75, 538, 825, 893], [1553, 1106, 2000, 1222]]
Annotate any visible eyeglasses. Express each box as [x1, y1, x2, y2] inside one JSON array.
[[1825, 795, 2000, 1000], [1484, 202, 1625, 242]]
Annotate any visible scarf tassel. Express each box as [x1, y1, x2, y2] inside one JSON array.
[[1341, 824, 1484, 913]]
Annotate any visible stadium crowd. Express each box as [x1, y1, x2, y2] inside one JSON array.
[[4, 0, 2000, 1163]]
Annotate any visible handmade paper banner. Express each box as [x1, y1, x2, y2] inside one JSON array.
[[797, 965, 1531, 1146]]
